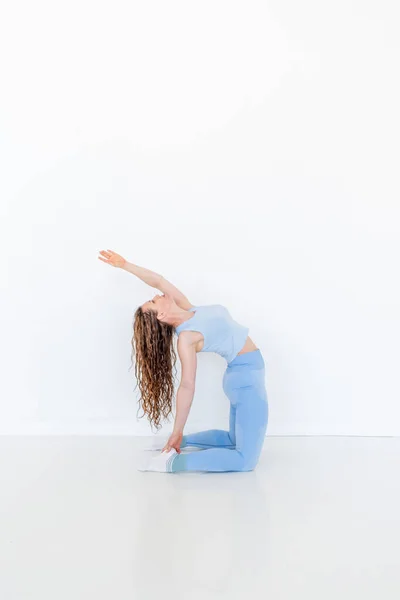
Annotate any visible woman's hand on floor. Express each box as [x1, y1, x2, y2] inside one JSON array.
[[163, 431, 183, 454]]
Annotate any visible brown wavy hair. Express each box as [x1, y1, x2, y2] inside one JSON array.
[[130, 306, 178, 430]]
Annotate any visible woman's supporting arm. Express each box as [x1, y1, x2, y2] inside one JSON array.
[[162, 381, 195, 453], [173, 383, 195, 434], [173, 334, 197, 433], [161, 332, 197, 453]]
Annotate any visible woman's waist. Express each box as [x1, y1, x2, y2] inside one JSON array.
[[237, 336, 258, 356], [226, 348, 265, 370], [223, 350, 266, 392]]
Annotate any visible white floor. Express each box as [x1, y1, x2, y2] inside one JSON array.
[[0, 436, 399, 600]]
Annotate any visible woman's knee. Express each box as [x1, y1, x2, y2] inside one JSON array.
[[228, 431, 236, 446], [236, 452, 259, 472]]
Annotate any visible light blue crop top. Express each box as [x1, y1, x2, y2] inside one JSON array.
[[174, 304, 250, 364]]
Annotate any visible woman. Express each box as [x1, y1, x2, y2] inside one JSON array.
[[98, 249, 269, 473]]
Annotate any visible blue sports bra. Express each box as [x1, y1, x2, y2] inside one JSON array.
[[174, 304, 250, 364]]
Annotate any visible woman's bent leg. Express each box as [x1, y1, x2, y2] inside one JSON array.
[[181, 404, 236, 449], [170, 385, 268, 473]]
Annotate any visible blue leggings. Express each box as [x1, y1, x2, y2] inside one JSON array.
[[169, 349, 268, 473]]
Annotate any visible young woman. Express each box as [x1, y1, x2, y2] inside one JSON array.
[[98, 249, 269, 473]]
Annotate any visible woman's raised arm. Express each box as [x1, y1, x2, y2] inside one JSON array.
[[98, 249, 161, 286], [98, 249, 193, 309]]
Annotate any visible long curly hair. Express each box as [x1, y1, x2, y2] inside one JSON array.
[[130, 306, 178, 430]]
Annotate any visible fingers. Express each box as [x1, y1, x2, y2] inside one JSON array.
[[98, 251, 111, 262], [99, 250, 116, 260], [98, 250, 118, 267]]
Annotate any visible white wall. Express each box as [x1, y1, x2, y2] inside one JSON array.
[[1, 1, 399, 436]]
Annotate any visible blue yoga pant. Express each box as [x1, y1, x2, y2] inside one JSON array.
[[169, 349, 268, 473]]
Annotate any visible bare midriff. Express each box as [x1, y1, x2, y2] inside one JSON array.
[[192, 334, 258, 356], [237, 336, 258, 355]]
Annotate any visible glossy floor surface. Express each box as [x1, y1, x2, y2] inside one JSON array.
[[1, 436, 399, 599]]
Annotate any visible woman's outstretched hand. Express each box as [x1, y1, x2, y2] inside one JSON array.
[[98, 249, 126, 269], [162, 430, 183, 454]]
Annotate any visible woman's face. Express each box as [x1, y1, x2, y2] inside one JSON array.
[[141, 293, 172, 316]]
